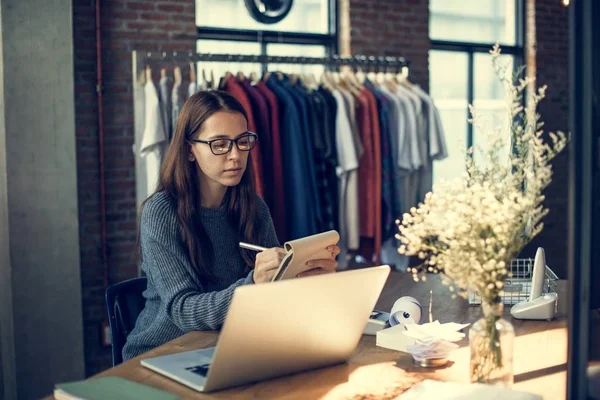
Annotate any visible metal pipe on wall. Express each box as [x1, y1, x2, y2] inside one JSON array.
[[96, 0, 109, 295]]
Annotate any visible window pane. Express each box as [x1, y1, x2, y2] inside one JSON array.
[[196, 0, 329, 34], [430, 51, 469, 184], [267, 44, 325, 75], [430, 0, 516, 45], [472, 53, 515, 168], [196, 40, 261, 80]]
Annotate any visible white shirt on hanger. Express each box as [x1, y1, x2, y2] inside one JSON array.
[[332, 90, 360, 251], [140, 79, 167, 197]]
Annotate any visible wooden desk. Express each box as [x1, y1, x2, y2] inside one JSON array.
[[49, 272, 571, 399]]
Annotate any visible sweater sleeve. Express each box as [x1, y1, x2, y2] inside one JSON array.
[[140, 195, 253, 332]]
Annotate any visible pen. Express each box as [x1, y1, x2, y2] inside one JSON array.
[[239, 242, 268, 252]]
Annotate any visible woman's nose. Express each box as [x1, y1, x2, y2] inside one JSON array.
[[228, 145, 241, 160]]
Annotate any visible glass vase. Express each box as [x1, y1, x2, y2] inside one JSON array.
[[469, 299, 515, 386]]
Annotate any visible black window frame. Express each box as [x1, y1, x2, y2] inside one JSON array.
[[196, 0, 338, 73]]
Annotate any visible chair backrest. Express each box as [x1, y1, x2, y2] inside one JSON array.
[[105, 277, 147, 366]]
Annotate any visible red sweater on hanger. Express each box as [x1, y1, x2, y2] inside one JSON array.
[[355, 91, 375, 239], [362, 88, 382, 263], [255, 81, 287, 242], [222, 76, 265, 198]]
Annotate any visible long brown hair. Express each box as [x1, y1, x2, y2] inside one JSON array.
[[141, 90, 258, 282]]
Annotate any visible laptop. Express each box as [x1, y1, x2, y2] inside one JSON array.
[[141, 265, 391, 393]]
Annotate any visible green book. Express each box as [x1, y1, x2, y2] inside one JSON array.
[[54, 376, 179, 400]]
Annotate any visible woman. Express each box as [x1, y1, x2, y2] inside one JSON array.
[[122, 90, 340, 360]]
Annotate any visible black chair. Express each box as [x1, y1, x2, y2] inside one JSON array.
[[105, 277, 147, 366]]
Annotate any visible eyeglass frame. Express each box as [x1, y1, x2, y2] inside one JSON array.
[[188, 132, 258, 155]]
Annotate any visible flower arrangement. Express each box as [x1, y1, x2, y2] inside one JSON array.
[[396, 45, 568, 384]]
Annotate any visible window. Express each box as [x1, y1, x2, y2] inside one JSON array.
[[195, 0, 336, 75], [430, 0, 517, 45], [429, 0, 522, 184]]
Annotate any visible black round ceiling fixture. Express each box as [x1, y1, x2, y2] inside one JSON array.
[[244, 0, 294, 24]]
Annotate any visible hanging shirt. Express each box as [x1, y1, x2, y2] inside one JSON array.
[[310, 89, 337, 233], [365, 80, 395, 241], [412, 85, 448, 160], [283, 78, 322, 232], [379, 85, 404, 224], [338, 89, 364, 160], [355, 90, 375, 239], [395, 85, 425, 211], [266, 75, 317, 239], [396, 85, 424, 171], [362, 88, 382, 263], [171, 80, 184, 137], [332, 90, 360, 251], [317, 87, 340, 233], [222, 75, 265, 198], [159, 76, 172, 141], [255, 81, 287, 241], [140, 80, 167, 196], [239, 79, 274, 214]]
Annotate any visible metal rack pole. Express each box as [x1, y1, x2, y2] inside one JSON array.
[[140, 51, 410, 69]]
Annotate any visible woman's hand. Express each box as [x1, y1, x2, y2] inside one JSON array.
[[297, 245, 341, 278], [253, 247, 287, 283]]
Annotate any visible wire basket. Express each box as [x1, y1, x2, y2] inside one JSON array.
[[468, 258, 559, 306]]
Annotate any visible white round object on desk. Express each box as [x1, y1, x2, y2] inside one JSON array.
[[390, 296, 422, 326]]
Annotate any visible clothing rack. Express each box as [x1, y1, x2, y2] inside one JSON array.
[[131, 49, 411, 213], [136, 51, 410, 70]]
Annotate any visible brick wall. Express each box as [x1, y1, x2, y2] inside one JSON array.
[[73, 0, 196, 375], [520, 0, 570, 278], [345, 0, 430, 92]]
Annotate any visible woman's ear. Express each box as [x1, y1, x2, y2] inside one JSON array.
[[188, 152, 195, 162]]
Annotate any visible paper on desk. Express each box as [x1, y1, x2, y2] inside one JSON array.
[[395, 379, 542, 400], [403, 321, 469, 342], [376, 324, 416, 352], [401, 321, 469, 361]]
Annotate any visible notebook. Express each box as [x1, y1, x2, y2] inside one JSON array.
[[272, 230, 340, 281], [54, 376, 179, 400]]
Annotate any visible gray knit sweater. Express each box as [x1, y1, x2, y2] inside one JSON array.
[[122, 191, 280, 360]]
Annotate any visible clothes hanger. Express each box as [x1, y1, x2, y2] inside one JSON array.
[[249, 71, 258, 84], [397, 66, 412, 88], [344, 65, 363, 91], [340, 74, 361, 96], [355, 64, 366, 85], [320, 70, 334, 91]]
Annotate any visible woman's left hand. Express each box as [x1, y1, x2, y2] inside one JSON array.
[[297, 245, 341, 278]]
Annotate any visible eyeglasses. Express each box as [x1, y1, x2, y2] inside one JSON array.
[[190, 132, 258, 155]]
